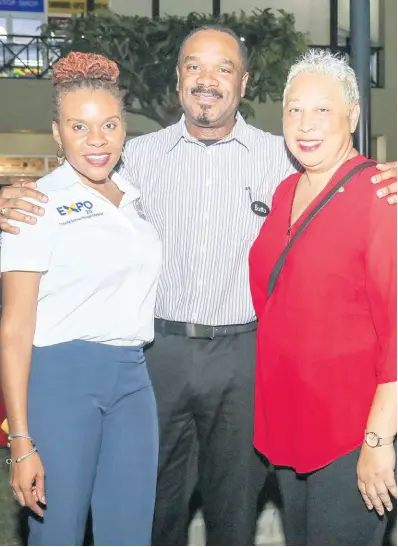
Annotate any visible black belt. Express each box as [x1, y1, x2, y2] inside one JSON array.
[[154, 318, 257, 339]]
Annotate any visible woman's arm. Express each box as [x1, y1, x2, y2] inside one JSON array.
[[0, 271, 46, 516], [357, 190, 397, 516], [366, 383, 397, 439], [358, 383, 397, 515]]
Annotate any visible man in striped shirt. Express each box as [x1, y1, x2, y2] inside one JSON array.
[[0, 25, 396, 547], [119, 27, 297, 546]]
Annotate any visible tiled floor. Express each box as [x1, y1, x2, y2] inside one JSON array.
[[189, 504, 285, 546], [188, 504, 397, 546], [1, 449, 396, 546]]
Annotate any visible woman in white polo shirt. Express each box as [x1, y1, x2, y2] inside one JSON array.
[[0, 52, 161, 546]]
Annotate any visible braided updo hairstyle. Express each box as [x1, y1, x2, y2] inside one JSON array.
[[52, 52, 125, 122]]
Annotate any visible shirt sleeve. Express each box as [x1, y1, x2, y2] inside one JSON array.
[[364, 190, 397, 384], [117, 137, 141, 189], [1, 201, 58, 273], [267, 136, 301, 201]]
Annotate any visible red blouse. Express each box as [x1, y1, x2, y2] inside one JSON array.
[[249, 155, 397, 473]]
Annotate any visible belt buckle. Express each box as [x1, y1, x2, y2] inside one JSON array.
[[185, 323, 215, 339]]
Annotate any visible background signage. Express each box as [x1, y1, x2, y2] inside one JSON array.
[[0, 0, 44, 12], [49, 0, 108, 15]]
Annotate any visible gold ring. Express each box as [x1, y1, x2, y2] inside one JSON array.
[[0, 207, 8, 219]]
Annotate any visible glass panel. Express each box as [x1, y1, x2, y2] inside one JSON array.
[[0, 18, 6, 37], [8, 18, 43, 75], [338, 0, 379, 44], [12, 18, 42, 37]]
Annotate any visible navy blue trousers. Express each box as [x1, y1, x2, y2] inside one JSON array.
[[27, 340, 158, 546]]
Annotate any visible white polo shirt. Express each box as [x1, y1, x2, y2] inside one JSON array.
[[0, 161, 162, 347]]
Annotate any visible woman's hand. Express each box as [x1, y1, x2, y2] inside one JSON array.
[[373, 161, 397, 204], [357, 443, 396, 516], [9, 438, 46, 517]]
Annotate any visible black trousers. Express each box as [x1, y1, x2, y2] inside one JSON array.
[[145, 329, 266, 546], [276, 447, 389, 546]]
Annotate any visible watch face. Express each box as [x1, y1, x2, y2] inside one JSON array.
[[366, 432, 379, 448]]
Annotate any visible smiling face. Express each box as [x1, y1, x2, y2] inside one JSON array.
[[177, 30, 249, 129], [283, 72, 360, 173], [52, 87, 126, 185]]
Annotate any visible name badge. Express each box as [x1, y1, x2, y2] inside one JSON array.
[[251, 201, 270, 217]]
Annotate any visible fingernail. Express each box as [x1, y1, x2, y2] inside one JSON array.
[[12, 227, 20, 235], [387, 506, 393, 512], [377, 510, 384, 516], [38, 208, 45, 216], [371, 176, 379, 183], [26, 216, 36, 224], [377, 189, 385, 197], [41, 196, 48, 203], [366, 505, 373, 511], [387, 196, 395, 204]]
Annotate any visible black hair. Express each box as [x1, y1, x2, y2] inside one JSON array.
[[178, 25, 249, 72]]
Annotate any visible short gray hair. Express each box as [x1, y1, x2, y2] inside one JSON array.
[[283, 49, 360, 111]]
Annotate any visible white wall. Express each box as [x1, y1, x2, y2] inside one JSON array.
[[222, 0, 330, 44], [109, 0, 152, 17], [109, 0, 381, 45], [160, 0, 212, 16]]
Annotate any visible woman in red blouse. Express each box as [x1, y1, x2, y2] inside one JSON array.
[[249, 50, 396, 546]]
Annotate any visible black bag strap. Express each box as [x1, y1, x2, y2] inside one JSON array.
[[267, 161, 375, 298]]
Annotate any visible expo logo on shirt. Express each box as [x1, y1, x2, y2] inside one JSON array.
[[56, 201, 94, 216]]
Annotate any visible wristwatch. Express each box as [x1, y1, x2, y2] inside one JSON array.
[[364, 431, 396, 448]]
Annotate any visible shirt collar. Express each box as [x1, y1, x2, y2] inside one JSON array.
[[54, 160, 140, 201], [166, 112, 254, 152]]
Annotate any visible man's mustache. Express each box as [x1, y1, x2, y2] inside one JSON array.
[[191, 87, 223, 99]]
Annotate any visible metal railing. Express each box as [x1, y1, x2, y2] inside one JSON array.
[[0, 35, 64, 78], [0, 35, 384, 87]]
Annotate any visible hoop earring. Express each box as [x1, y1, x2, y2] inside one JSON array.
[[56, 145, 65, 166]]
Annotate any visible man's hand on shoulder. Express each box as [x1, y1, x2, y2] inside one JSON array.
[[0, 181, 48, 234], [372, 161, 397, 204]]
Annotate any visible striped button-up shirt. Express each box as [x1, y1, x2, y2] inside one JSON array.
[[120, 113, 298, 325]]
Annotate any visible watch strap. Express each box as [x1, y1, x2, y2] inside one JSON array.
[[379, 435, 396, 446], [365, 431, 396, 447]]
